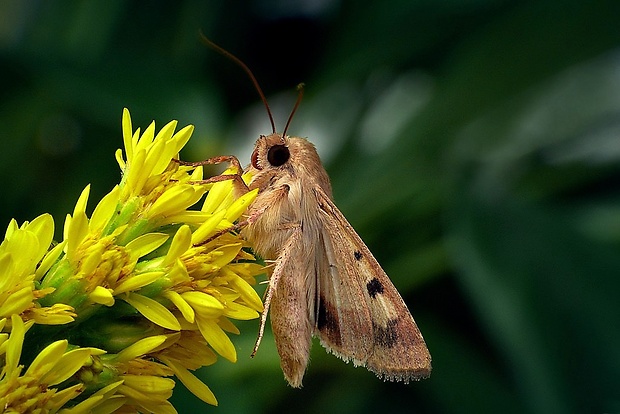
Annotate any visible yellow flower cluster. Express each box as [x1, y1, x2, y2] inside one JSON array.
[[0, 109, 264, 412]]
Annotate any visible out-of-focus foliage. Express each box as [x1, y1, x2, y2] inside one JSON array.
[[1, 1, 619, 413]]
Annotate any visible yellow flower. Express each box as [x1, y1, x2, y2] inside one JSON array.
[[0, 214, 76, 325], [0, 315, 106, 413], [0, 108, 265, 411]]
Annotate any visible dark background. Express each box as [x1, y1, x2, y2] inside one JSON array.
[[1, 1, 620, 413]]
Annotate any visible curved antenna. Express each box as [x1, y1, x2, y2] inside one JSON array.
[[199, 31, 276, 134], [281, 83, 305, 140]]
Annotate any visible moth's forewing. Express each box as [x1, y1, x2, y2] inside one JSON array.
[[314, 217, 374, 361], [312, 187, 432, 381]]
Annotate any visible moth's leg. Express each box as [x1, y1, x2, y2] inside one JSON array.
[[187, 173, 243, 185], [175, 155, 243, 171], [174, 155, 249, 195]]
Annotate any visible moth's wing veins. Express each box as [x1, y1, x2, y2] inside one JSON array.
[[312, 188, 431, 382]]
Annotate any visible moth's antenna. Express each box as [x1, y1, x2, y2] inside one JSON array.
[[281, 83, 305, 140], [199, 31, 276, 134]]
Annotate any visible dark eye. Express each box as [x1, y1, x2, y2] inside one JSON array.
[[267, 144, 290, 167]]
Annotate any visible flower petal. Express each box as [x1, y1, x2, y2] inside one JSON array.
[[160, 356, 217, 406], [201, 168, 238, 214], [181, 291, 224, 319], [113, 271, 165, 295], [123, 293, 180, 331], [196, 316, 236, 362], [223, 301, 259, 320], [163, 290, 195, 323], [116, 335, 168, 362], [25, 213, 55, 262], [6, 314, 26, 372], [224, 188, 258, 222], [89, 286, 115, 306], [149, 185, 204, 219], [125, 233, 169, 259], [122, 108, 134, 160], [35, 240, 67, 281], [225, 269, 263, 312], [191, 210, 226, 245], [163, 225, 191, 267], [48, 383, 85, 411], [25, 339, 68, 378], [90, 185, 121, 232], [43, 347, 96, 385]]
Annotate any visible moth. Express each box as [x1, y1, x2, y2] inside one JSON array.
[[194, 36, 431, 387]]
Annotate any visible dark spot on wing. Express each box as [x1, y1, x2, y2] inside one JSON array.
[[366, 277, 384, 298], [316, 295, 341, 346], [354, 250, 363, 261], [373, 319, 399, 348]]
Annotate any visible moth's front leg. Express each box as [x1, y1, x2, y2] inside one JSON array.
[[174, 155, 249, 197]]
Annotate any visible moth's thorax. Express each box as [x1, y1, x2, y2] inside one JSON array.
[[242, 134, 332, 259]]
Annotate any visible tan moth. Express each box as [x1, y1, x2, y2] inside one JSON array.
[[191, 35, 431, 387]]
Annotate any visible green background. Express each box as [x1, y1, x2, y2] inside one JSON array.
[[1, 1, 620, 413]]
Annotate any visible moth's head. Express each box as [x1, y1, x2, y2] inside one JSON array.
[[250, 133, 290, 171], [250, 133, 322, 173]]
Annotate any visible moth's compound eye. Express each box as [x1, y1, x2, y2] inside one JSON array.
[[267, 144, 290, 167], [251, 148, 262, 170]]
